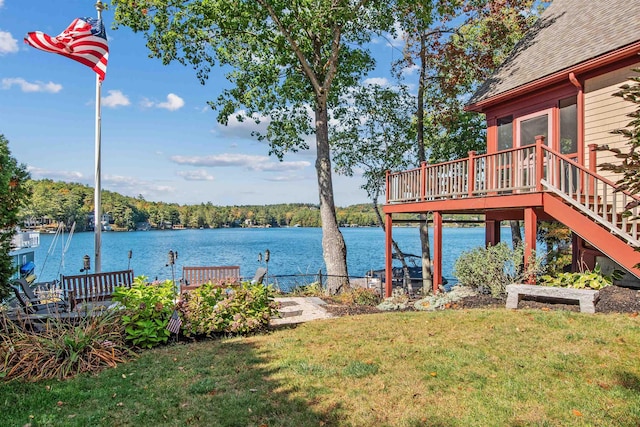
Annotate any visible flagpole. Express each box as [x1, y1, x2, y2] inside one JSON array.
[[94, 0, 104, 273]]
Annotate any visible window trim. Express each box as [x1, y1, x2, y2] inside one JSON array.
[[515, 108, 554, 147]]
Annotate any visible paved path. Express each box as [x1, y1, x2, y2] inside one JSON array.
[[271, 297, 334, 326]]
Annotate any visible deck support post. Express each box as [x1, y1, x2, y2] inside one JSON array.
[[485, 218, 501, 247], [385, 213, 393, 298], [524, 207, 537, 282], [433, 211, 443, 293]]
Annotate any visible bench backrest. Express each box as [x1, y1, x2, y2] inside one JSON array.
[[182, 266, 241, 291], [61, 269, 134, 304]]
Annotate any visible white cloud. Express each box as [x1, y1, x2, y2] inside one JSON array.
[[171, 153, 268, 167], [251, 161, 310, 172], [102, 90, 130, 108], [211, 110, 271, 139], [388, 23, 406, 48], [363, 77, 390, 87], [170, 153, 311, 172], [0, 0, 5, 8], [103, 174, 176, 199], [0, 30, 17, 54], [264, 174, 306, 182], [400, 64, 419, 77], [157, 93, 185, 111], [177, 169, 215, 181], [2, 77, 62, 93], [27, 166, 83, 181], [140, 98, 155, 108], [141, 93, 185, 111]]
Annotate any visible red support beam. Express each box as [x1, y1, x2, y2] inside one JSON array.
[[485, 219, 501, 247], [524, 207, 537, 283], [433, 211, 443, 293], [385, 213, 393, 298]]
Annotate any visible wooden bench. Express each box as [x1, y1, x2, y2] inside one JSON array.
[[61, 269, 134, 308], [506, 284, 600, 314], [181, 266, 241, 293]]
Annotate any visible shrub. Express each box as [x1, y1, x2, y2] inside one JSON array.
[[453, 242, 545, 297], [0, 309, 134, 382], [112, 276, 177, 349], [289, 282, 324, 296], [540, 264, 622, 290], [177, 282, 279, 337], [335, 287, 381, 306]]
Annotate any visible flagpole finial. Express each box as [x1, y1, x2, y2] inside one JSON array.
[[95, 1, 105, 12]]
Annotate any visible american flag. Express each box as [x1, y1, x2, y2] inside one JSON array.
[[167, 310, 182, 334], [24, 17, 109, 81]]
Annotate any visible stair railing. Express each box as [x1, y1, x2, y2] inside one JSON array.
[[540, 145, 640, 246]]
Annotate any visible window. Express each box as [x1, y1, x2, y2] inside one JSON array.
[[497, 116, 513, 151], [559, 96, 577, 155], [519, 114, 549, 146]]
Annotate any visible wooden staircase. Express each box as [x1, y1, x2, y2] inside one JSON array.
[[540, 148, 640, 278]]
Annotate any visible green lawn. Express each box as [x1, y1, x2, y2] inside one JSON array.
[[2, 309, 639, 426]]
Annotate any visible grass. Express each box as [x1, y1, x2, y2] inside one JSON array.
[[2, 309, 640, 426]]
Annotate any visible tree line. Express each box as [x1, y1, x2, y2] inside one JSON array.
[[21, 179, 382, 230]]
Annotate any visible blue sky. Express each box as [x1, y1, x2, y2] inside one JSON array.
[[0, 0, 404, 206]]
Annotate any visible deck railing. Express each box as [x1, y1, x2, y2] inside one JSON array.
[[387, 145, 537, 203], [386, 141, 640, 245]]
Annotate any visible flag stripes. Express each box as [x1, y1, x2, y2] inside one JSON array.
[[25, 17, 108, 81], [167, 310, 182, 334]]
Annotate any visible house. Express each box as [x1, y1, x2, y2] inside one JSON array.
[[383, 0, 640, 296]]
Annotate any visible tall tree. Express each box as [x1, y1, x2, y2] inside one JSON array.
[[393, 0, 545, 291], [111, 0, 396, 293], [332, 84, 417, 286], [0, 134, 31, 298]]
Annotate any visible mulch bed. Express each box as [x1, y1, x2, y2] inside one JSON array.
[[322, 285, 640, 316]]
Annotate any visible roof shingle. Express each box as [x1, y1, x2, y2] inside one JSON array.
[[468, 0, 640, 106]]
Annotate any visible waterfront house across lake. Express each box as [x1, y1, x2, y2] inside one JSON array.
[[384, 0, 640, 296]]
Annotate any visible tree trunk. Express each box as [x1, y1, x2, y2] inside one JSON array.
[[510, 220, 522, 248], [315, 100, 349, 294], [417, 35, 433, 294]]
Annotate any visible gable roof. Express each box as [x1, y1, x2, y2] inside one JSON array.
[[468, 0, 640, 109]]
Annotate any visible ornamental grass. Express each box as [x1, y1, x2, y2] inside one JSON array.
[[0, 309, 136, 382]]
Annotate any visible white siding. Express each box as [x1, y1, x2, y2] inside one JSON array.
[[584, 63, 640, 183]]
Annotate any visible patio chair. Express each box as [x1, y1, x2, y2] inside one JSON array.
[[11, 284, 69, 315], [15, 278, 48, 301], [251, 267, 267, 285]]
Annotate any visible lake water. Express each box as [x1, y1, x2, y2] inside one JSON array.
[[32, 227, 514, 290]]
